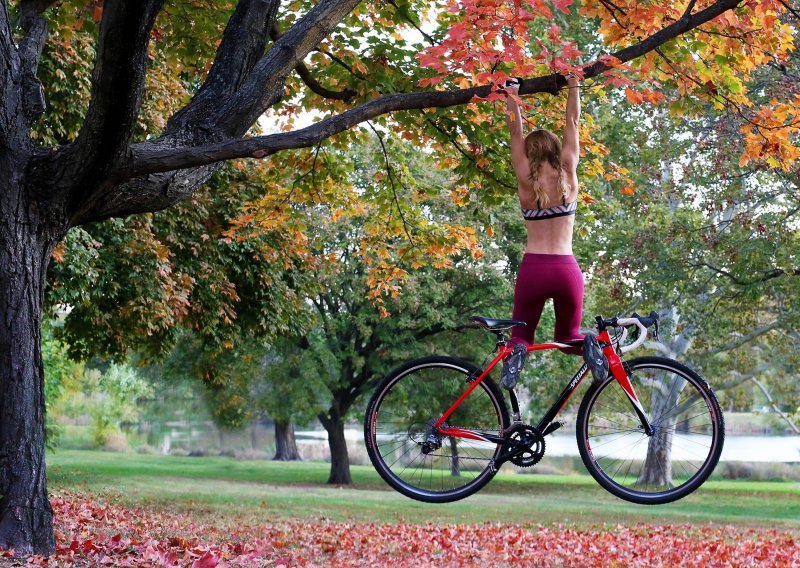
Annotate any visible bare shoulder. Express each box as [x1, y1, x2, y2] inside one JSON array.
[[511, 142, 530, 183]]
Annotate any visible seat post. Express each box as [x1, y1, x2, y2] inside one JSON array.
[[492, 330, 508, 351]]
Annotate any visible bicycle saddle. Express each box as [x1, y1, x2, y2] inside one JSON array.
[[470, 316, 527, 331]]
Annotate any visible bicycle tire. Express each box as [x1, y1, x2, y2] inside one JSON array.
[[364, 356, 509, 503], [576, 356, 724, 504]]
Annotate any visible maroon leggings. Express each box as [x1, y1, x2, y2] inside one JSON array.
[[510, 253, 585, 354]]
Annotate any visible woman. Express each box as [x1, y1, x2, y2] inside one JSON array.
[[501, 74, 587, 390]]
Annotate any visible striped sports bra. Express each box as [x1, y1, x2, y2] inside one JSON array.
[[521, 197, 577, 221]]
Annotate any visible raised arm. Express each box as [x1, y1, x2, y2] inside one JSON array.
[[505, 80, 530, 183], [561, 74, 580, 172]]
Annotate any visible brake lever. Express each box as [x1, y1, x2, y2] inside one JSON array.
[[649, 310, 660, 341]]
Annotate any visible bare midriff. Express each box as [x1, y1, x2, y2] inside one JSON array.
[[524, 215, 575, 255]]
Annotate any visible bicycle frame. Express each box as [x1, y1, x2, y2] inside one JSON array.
[[432, 332, 652, 454]]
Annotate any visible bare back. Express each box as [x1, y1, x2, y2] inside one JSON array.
[[517, 161, 579, 255]]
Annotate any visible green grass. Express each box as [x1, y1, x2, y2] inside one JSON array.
[[47, 450, 800, 531]]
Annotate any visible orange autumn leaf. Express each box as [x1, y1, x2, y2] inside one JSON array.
[[624, 88, 644, 105]]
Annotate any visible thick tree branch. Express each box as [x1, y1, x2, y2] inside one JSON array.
[[67, 0, 282, 223], [33, 0, 166, 218], [270, 23, 357, 102], [295, 59, 357, 101], [704, 320, 781, 356], [213, 0, 365, 134], [751, 376, 800, 434], [74, 0, 745, 223], [580, 0, 741, 78], [692, 262, 800, 286], [778, 0, 800, 20], [0, 1, 19, 143], [17, 0, 55, 121], [121, 0, 745, 179], [168, 0, 281, 132], [74, 0, 164, 159], [715, 365, 765, 392]]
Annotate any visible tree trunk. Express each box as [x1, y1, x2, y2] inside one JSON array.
[[449, 436, 460, 477], [273, 420, 301, 461], [0, 168, 63, 555], [318, 412, 351, 485], [638, 370, 685, 486], [638, 311, 694, 486]]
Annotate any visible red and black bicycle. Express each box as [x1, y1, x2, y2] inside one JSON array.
[[364, 312, 724, 505]]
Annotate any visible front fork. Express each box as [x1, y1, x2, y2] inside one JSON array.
[[598, 330, 654, 436]]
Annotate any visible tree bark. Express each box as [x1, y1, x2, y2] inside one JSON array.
[[318, 412, 351, 485], [0, 157, 65, 555], [449, 436, 461, 477], [273, 420, 302, 461], [638, 368, 686, 486]]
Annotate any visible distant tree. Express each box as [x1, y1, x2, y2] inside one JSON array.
[[253, 339, 327, 461]]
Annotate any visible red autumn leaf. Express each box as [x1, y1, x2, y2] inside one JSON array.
[[191, 551, 220, 568], [15, 493, 800, 566], [551, 0, 573, 14]]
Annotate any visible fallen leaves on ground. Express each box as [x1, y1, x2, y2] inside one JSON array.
[[3, 492, 798, 567]]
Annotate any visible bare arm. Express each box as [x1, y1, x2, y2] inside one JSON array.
[[505, 82, 529, 182], [561, 74, 580, 172]]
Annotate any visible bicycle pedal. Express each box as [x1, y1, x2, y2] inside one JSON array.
[[542, 420, 565, 437]]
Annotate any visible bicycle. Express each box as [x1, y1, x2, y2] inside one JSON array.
[[364, 312, 725, 505]]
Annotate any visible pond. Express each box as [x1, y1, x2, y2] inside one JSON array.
[[298, 430, 800, 463]]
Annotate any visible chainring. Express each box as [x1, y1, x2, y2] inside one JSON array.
[[507, 424, 545, 468]]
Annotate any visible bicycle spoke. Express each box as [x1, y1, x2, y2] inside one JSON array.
[[579, 358, 723, 504], [365, 358, 507, 501]]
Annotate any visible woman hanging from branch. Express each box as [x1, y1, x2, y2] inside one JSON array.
[[500, 74, 603, 389]]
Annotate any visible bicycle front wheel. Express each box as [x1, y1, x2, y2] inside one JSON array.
[[577, 356, 724, 504], [364, 356, 509, 503]]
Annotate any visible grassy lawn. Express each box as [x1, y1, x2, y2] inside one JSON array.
[[47, 450, 800, 531]]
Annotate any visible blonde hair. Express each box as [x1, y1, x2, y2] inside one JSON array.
[[525, 129, 569, 206]]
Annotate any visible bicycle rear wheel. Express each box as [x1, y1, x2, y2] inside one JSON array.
[[364, 356, 509, 503], [577, 356, 724, 504]]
